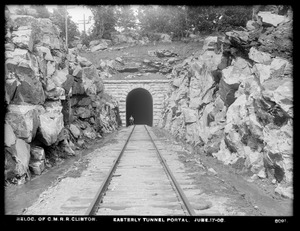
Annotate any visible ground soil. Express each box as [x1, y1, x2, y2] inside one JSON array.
[[79, 41, 204, 80]]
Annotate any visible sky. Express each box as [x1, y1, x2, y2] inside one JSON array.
[[7, 5, 94, 33], [55, 5, 94, 33]]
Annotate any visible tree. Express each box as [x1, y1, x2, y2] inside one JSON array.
[[185, 6, 252, 34], [15, 5, 51, 18], [32, 5, 51, 18], [114, 6, 137, 32], [218, 6, 252, 31], [50, 6, 80, 47], [136, 6, 192, 39], [89, 5, 117, 39], [15, 5, 38, 17]]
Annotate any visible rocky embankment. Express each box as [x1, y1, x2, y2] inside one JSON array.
[[4, 11, 120, 184], [159, 11, 293, 198]]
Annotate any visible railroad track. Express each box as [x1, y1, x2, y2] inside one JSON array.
[[85, 125, 196, 216]]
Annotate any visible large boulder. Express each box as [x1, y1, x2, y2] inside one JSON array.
[[37, 111, 64, 146], [12, 75, 45, 105], [263, 121, 293, 183], [5, 138, 31, 181], [44, 100, 63, 114], [14, 138, 30, 172], [90, 41, 108, 52], [5, 48, 29, 62], [30, 145, 45, 161], [5, 122, 16, 147], [246, 20, 260, 31], [226, 30, 249, 43], [11, 27, 34, 51], [5, 77, 19, 105], [270, 57, 292, 79], [253, 63, 271, 83], [257, 11, 288, 27], [249, 47, 272, 64], [76, 107, 92, 119], [185, 122, 200, 145], [160, 33, 172, 43], [257, 20, 292, 61], [5, 104, 44, 143], [83, 125, 97, 139], [262, 78, 293, 117], [45, 86, 66, 100], [202, 36, 218, 52], [62, 74, 74, 94], [5, 49, 44, 105], [72, 65, 83, 78], [10, 16, 63, 51], [51, 68, 69, 88], [219, 57, 251, 107], [72, 78, 86, 95], [213, 139, 237, 165], [29, 160, 45, 175], [46, 61, 56, 77], [35, 45, 54, 61], [89, 40, 101, 47], [29, 144, 46, 175], [10, 14, 37, 29], [81, 66, 103, 95], [182, 108, 197, 124], [69, 124, 81, 138], [77, 55, 92, 67], [34, 18, 63, 50], [4, 42, 15, 51]]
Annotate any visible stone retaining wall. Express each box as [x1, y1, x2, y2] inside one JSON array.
[[104, 80, 170, 126]]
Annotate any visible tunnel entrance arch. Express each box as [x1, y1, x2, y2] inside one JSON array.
[[126, 88, 153, 127]]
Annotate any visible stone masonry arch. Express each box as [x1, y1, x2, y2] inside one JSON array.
[[126, 88, 153, 126], [103, 79, 169, 126]]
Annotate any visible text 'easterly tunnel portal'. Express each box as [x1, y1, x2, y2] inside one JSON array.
[[126, 88, 153, 127]]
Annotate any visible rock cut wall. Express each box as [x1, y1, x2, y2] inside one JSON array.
[[4, 10, 120, 184], [159, 11, 293, 198]]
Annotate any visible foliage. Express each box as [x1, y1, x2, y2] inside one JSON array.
[[32, 5, 51, 18], [15, 5, 38, 16], [86, 5, 254, 42], [135, 5, 253, 38], [218, 6, 253, 31], [15, 5, 51, 18], [114, 6, 137, 31], [186, 6, 252, 34], [89, 5, 117, 40], [80, 32, 95, 47]]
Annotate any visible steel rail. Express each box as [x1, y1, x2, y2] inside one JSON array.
[[85, 125, 136, 215], [144, 125, 196, 216]]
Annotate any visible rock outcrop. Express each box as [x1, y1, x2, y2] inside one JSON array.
[[5, 10, 120, 184], [159, 11, 293, 198]]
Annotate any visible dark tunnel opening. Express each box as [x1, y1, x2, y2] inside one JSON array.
[[126, 88, 153, 127]]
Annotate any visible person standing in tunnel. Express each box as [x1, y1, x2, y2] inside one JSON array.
[[129, 115, 134, 126]]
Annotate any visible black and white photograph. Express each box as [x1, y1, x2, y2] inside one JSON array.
[[4, 4, 293, 224]]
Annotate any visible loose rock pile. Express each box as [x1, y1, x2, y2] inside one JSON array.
[[93, 49, 181, 79], [159, 11, 293, 198], [4, 10, 120, 184], [76, 31, 175, 52]]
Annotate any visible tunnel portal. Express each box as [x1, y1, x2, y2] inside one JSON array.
[[126, 88, 153, 127]]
